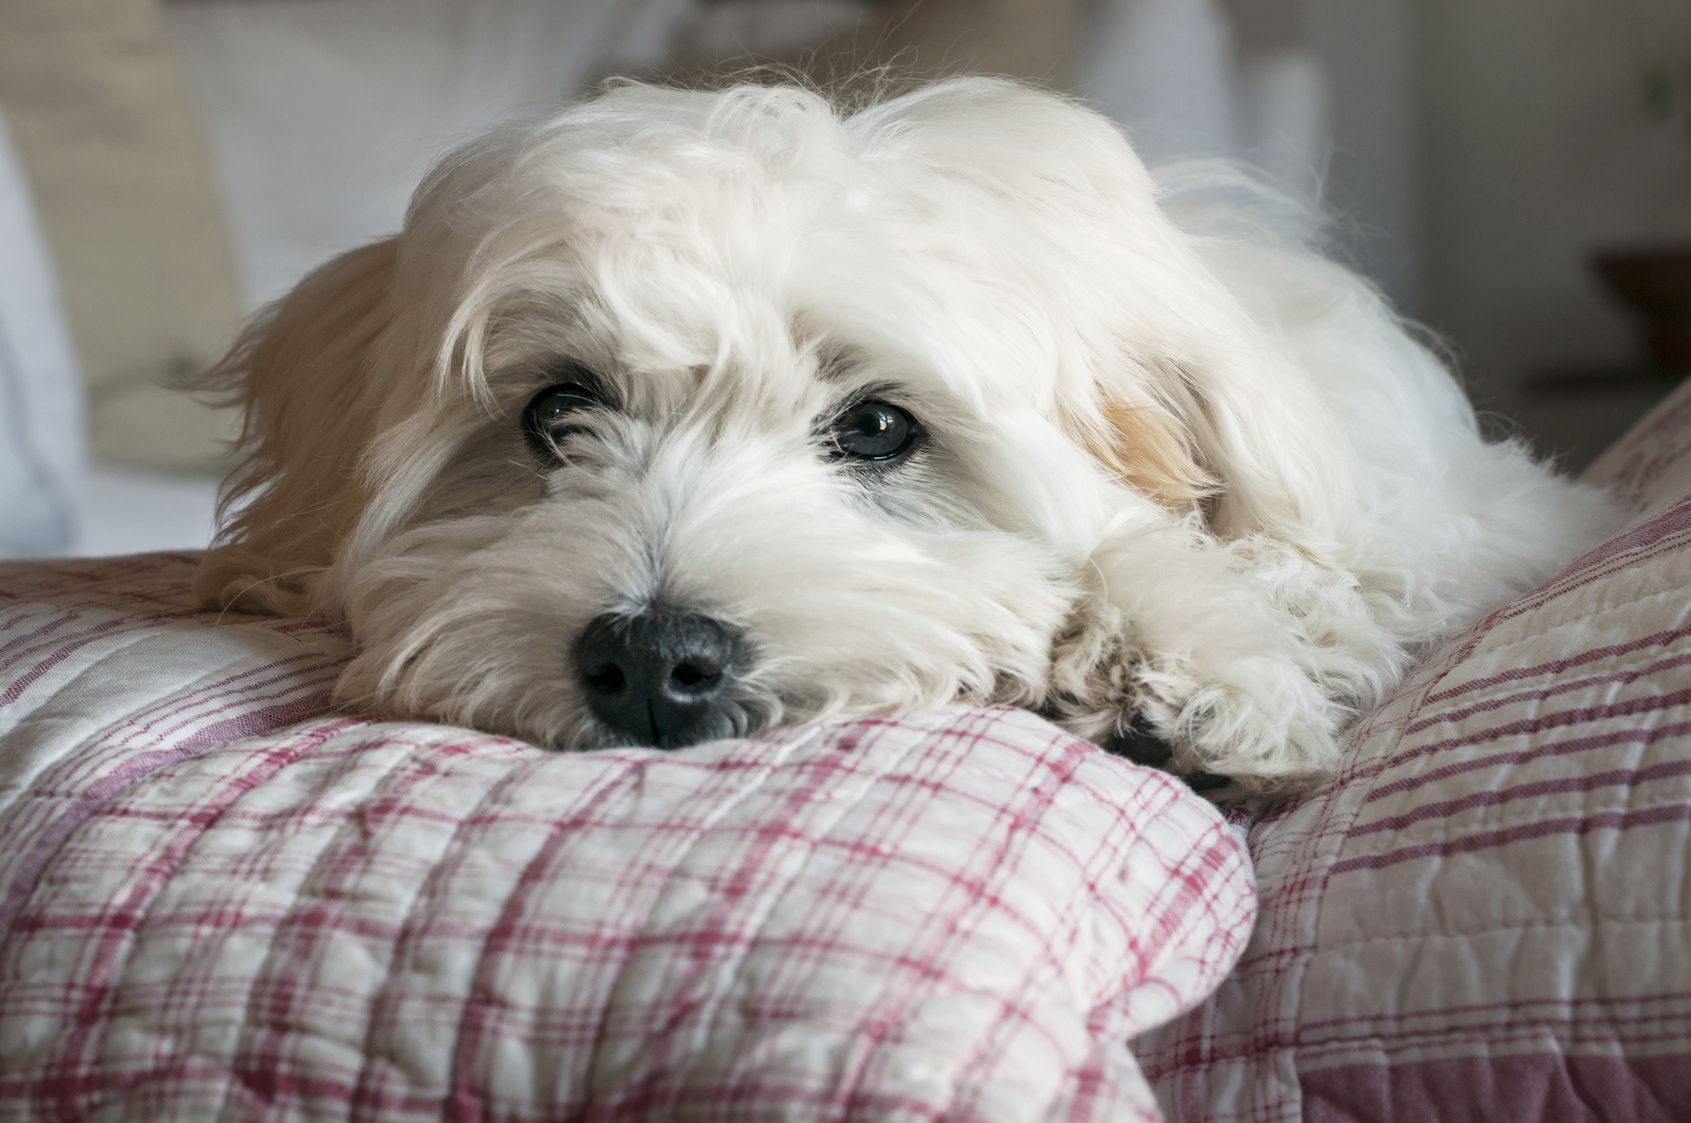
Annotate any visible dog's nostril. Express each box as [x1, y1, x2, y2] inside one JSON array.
[[583, 663, 627, 696], [669, 660, 721, 693]]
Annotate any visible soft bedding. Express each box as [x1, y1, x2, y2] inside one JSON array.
[[6, 378, 1691, 1123], [0, 555, 1252, 1122], [1136, 379, 1691, 1122]]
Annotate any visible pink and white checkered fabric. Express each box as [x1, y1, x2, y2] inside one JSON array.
[[0, 556, 1253, 1123], [1135, 380, 1691, 1122]]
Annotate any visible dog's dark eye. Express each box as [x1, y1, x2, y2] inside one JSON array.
[[830, 400, 920, 463], [523, 380, 603, 460]]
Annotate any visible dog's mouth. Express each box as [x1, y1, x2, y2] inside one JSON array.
[[580, 704, 758, 751], [574, 691, 766, 751]]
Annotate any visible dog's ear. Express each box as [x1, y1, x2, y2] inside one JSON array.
[[195, 238, 398, 616], [1071, 396, 1216, 515], [854, 78, 1350, 542]]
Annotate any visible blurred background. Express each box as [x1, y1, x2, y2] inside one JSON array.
[[2, 0, 1688, 560]]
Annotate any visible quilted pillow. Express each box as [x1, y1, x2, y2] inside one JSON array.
[[0, 555, 1253, 1122], [1136, 378, 1691, 1122]]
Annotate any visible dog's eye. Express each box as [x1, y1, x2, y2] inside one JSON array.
[[830, 400, 920, 463], [522, 380, 603, 460]]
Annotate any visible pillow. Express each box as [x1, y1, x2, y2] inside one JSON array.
[[0, 553, 1254, 1122], [0, 114, 83, 558], [1136, 377, 1691, 1120], [0, 0, 242, 471]]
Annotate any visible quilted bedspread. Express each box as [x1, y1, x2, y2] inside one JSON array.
[[1134, 383, 1691, 1121], [0, 557, 1253, 1122]]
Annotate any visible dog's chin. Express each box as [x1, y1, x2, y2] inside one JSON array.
[[573, 704, 762, 752]]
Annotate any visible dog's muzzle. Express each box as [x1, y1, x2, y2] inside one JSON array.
[[572, 609, 745, 749]]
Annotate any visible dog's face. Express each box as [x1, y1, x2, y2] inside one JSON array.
[[345, 322, 1084, 749], [203, 79, 1285, 750]]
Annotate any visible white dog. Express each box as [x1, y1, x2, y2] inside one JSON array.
[[197, 78, 1618, 788]]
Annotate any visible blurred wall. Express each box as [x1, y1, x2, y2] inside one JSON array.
[[1077, 1, 1423, 314], [168, 0, 1691, 448], [1306, 0, 1421, 310], [1416, 0, 1691, 401]]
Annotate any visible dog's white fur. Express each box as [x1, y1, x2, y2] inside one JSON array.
[[197, 78, 1618, 786]]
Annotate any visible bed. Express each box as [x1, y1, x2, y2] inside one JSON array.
[[2, 377, 1689, 1122]]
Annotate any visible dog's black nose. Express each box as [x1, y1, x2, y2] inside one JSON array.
[[572, 609, 743, 748]]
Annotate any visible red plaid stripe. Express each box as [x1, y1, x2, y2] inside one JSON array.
[[0, 554, 1252, 1122]]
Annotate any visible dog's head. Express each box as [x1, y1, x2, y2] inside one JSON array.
[[200, 77, 1328, 749]]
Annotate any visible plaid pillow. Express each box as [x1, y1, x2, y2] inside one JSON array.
[[0, 553, 1253, 1122]]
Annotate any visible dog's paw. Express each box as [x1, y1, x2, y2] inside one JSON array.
[[1135, 652, 1342, 789], [1048, 613, 1341, 791]]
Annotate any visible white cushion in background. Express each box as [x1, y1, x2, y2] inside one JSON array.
[[162, 0, 692, 309], [69, 464, 220, 558], [0, 115, 83, 559], [0, 0, 243, 474]]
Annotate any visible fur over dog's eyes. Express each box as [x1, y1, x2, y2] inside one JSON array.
[[522, 379, 604, 461], [830, 400, 921, 463]]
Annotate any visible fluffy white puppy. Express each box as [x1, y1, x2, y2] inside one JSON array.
[[198, 78, 1618, 787]]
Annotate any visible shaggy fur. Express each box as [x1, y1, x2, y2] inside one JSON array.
[[197, 78, 1619, 787]]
